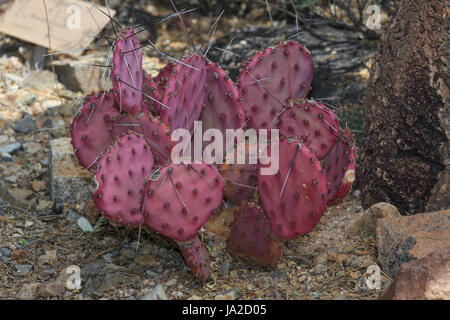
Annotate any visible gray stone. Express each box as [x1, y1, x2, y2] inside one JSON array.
[[22, 142, 41, 154], [219, 260, 233, 276], [18, 283, 40, 300], [141, 284, 168, 300], [50, 138, 91, 205], [21, 70, 58, 91], [0, 142, 22, 154], [14, 115, 37, 133], [15, 264, 33, 274], [0, 247, 11, 257], [37, 281, 66, 298], [0, 135, 9, 146], [53, 54, 105, 92], [1, 152, 12, 162], [309, 291, 321, 299], [41, 157, 49, 166]]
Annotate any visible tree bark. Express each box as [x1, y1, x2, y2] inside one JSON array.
[[357, 0, 449, 214]]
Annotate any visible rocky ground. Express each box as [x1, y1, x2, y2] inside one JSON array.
[[1, 2, 444, 301]]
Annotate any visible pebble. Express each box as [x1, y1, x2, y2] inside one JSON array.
[[15, 264, 33, 274], [13, 115, 37, 133], [215, 287, 240, 300], [0, 142, 22, 154], [309, 291, 321, 299], [37, 281, 65, 298], [141, 284, 168, 300], [22, 142, 41, 154], [5, 174, 19, 183], [219, 260, 233, 276], [313, 252, 328, 265], [18, 283, 40, 300], [0, 247, 11, 257], [1, 152, 12, 162], [31, 180, 46, 192], [0, 135, 9, 145]]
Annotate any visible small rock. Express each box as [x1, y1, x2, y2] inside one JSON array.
[[215, 287, 240, 300], [23, 142, 41, 154], [311, 264, 328, 275], [0, 135, 9, 146], [38, 250, 58, 265], [37, 281, 65, 298], [352, 189, 361, 198], [141, 284, 168, 300], [50, 138, 91, 205], [135, 254, 157, 266], [0, 247, 11, 257], [9, 188, 33, 203], [53, 54, 105, 92], [219, 260, 233, 276], [328, 251, 349, 264], [15, 264, 33, 274], [347, 255, 364, 268], [5, 174, 19, 183], [18, 283, 40, 300], [350, 202, 400, 237], [0, 142, 22, 154], [102, 253, 113, 263], [31, 180, 46, 192], [24, 221, 34, 228], [99, 272, 130, 292], [8, 89, 36, 106], [21, 70, 59, 91], [377, 208, 450, 277], [1, 152, 12, 162], [13, 115, 37, 134], [41, 157, 49, 166], [309, 291, 321, 299], [379, 247, 450, 300], [165, 279, 177, 287], [313, 251, 328, 265]]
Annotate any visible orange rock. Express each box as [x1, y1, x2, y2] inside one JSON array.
[[376, 209, 450, 277], [379, 247, 450, 300]]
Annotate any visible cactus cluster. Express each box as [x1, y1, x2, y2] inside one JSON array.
[[70, 26, 356, 281]]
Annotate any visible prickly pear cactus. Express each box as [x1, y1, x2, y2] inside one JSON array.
[[228, 203, 282, 267], [239, 41, 314, 131], [111, 28, 143, 115], [158, 53, 208, 133], [71, 93, 120, 169], [258, 138, 328, 240], [277, 99, 341, 159], [179, 235, 211, 282], [68, 21, 357, 281], [323, 130, 356, 206], [91, 132, 154, 228], [201, 61, 245, 155], [143, 163, 224, 242]]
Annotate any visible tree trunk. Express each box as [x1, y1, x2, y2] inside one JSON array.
[[357, 0, 449, 214]]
